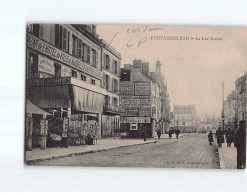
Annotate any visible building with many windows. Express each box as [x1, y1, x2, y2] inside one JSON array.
[[25, 24, 121, 150]]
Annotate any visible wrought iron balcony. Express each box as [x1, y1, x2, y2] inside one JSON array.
[[103, 103, 121, 115]]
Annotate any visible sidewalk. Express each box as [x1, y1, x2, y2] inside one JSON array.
[[218, 142, 237, 169], [25, 138, 157, 164]]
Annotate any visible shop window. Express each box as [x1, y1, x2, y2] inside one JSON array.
[[130, 123, 138, 130], [72, 70, 77, 78], [91, 79, 95, 85], [92, 49, 96, 67], [81, 74, 86, 81], [120, 69, 130, 81]]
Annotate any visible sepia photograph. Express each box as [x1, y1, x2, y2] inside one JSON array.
[[24, 24, 246, 169]]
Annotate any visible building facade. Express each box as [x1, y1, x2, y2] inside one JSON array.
[[173, 105, 197, 133], [25, 24, 121, 150], [119, 59, 170, 138]]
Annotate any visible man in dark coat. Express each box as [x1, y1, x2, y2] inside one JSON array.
[[216, 127, 225, 148], [234, 120, 246, 169], [208, 131, 214, 145], [226, 127, 234, 147]]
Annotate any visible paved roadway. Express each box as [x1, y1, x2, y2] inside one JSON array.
[[33, 133, 220, 168]]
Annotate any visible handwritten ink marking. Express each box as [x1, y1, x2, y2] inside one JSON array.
[[126, 39, 134, 47], [138, 37, 147, 48]]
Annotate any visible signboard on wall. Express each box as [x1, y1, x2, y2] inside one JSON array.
[[38, 55, 55, 75], [27, 33, 103, 79], [127, 117, 150, 123], [120, 82, 134, 95], [134, 82, 150, 96]]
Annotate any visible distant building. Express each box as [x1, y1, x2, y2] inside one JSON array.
[[173, 105, 197, 133]]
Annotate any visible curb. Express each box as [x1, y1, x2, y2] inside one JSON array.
[[218, 147, 227, 169], [25, 140, 157, 165]]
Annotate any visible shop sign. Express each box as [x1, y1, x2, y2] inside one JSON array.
[[38, 55, 55, 75], [120, 98, 151, 108], [120, 95, 150, 99], [134, 82, 150, 96], [27, 77, 71, 85], [127, 117, 150, 123], [27, 33, 103, 79], [120, 82, 134, 95]]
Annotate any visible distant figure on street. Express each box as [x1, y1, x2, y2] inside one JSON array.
[[215, 127, 225, 148], [234, 120, 246, 169], [208, 131, 214, 145], [157, 129, 161, 139], [175, 129, 180, 139], [226, 127, 234, 147], [169, 130, 172, 139]]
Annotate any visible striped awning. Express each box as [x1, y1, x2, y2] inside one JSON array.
[[26, 99, 51, 116]]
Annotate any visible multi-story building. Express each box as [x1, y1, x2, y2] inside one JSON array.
[[25, 24, 121, 150], [119, 59, 170, 138], [173, 105, 197, 133], [235, 74, 247, 122]]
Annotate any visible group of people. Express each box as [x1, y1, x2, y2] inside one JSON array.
[[207, 120, 246, 169]]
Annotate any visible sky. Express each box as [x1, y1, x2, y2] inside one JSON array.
[[97, 25, 247, 118]]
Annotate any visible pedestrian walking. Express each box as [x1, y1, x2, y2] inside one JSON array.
[[208, 131, 214, 145], [226, 127, 234, 147], [169, 130, 172, 138], [157, 129, 161, 139], [215, 127, 225, 148], [175, 129, 180, 139], [234, 120, 246, 169]]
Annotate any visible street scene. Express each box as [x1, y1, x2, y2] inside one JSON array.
[[25, 24, 246, 169]]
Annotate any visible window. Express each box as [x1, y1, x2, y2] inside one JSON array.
[[81, 74, 86, 81], [105, 75, 109, 90], [91, 79, 95, 85], [130, 123, 138, 130], [92, 49, 96, 67], [120, 69, 131, 81], [72, 35, 78, 57], [28, 52, 38, 78], [32, 24, 44, 38], [105, 54, 109, 70], [78, 39, 82, 59], [114, 61, 118, 75], [72, 70, 77, 78], [55, 24, 68, 51], [54, 63, 61, 77], [86, 45, 90, 64], [62, 28, 67, 51]]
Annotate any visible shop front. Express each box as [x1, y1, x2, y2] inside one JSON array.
[[26, 77, 104, 148]]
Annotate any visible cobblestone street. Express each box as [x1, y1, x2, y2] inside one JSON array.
[[33, 133, 220, 168]]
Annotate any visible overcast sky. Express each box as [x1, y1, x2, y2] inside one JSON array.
[[97, 25, 247, 118]]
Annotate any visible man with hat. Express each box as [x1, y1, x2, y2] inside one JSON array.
[[234, 120, 246, 169]]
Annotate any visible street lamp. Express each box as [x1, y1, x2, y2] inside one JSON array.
[[144, 114, 147, 141]]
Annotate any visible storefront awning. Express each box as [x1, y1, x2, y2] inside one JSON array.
[[26, 99, 51, 116], [72, 86, 104, 113], [27, 85, 70, 109]]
